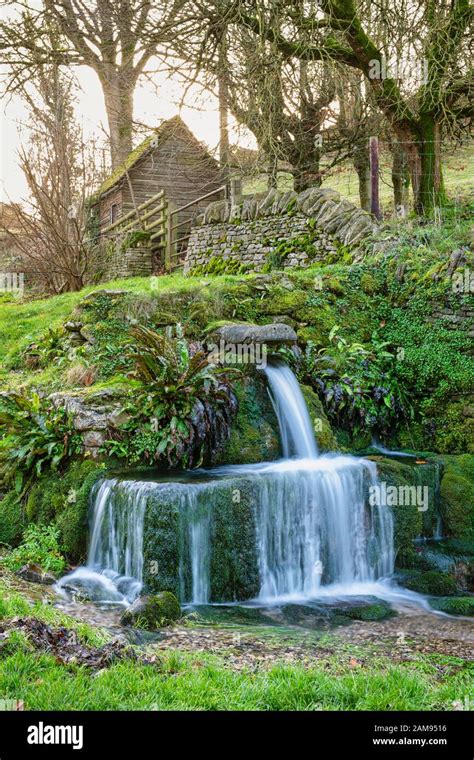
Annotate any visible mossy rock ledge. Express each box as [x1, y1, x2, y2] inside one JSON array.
[[120, 592, 181, 630]]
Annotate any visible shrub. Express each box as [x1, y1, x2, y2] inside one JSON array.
[[104, 324, 238, 468], [298, 326, 411, 439], [3, 525, 66, 575], [0, 392, 82, 495]]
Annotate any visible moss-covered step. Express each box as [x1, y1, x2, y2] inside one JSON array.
[[142, 476, 260, 603], [438, 454, 474, 540], [429, 596, 474, 616], [374, 458, 442, 567]]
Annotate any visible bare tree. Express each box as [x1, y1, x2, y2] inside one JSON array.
[[1, 0, 183, 167], [3, 64, 102, 293], [223, 0, 473, 214]]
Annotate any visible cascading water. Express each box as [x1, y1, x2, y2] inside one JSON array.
[[264, 361, 318, 458], [255, 361, 394, 601], [57, 479, 155, 604], [57, 359, 396, 607]]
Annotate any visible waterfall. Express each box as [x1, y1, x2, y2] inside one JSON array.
[[255, 360, 394, 600], [57, 360, 395, 607], [264, 361, 318, 458], [57, 479, 155, 604], [58, 478, 214, 606], [254, 458, 393, 601]]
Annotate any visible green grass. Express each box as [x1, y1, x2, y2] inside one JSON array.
[[0, 579, 109, 647], [0, 644, 471, 711], [0, 578, 472, 711], [0, 272, 245, 389]]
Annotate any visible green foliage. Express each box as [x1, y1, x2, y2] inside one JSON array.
[[0, 392, 83, 495], [189, 255, 251, 277], [299, 326, 411, 439], [2, 525, 66, 575], [21, 328, 67, 369], [104, 324, 237, 468]]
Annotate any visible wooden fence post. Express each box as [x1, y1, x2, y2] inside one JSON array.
[[165, 201, 174, 271], [370, 136, 382, 220]]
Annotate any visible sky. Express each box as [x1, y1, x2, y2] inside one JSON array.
[[0, 57, 252, 205]]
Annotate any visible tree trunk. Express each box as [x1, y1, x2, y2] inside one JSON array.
[[352, 142, 371, 211], [395, 115, 445, 215], [101, 75, 134, 168], [417, 116, 446, 214], [293, 165, 321, 192], [218, 34, 230, 181], [391, 139, 410, 213]]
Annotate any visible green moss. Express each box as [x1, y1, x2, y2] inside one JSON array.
[[262, 287, 308, 316], [325, 277, 345, 296], [143, 477, 259, 603], [360, 273, 379, 295], [209, 479, 260, 602], [300, 384, 337, 451], [0, 492, 26, 547], [341, 600, 394, 621], [143, 487, 182, 597], [375, 459, 423, 567], [420, 400, 474, 454], [217, 375, 280, 465], [439, 455, 474, 539], [429, 596, 474, 616], [402, 570, 458, 595], [121, 592, 181, 629], [26, 460, 105, 561]]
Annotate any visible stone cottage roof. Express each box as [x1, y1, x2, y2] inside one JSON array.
[[94, 116, 216, 200]]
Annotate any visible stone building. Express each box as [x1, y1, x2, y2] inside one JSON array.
[[89, 116, 224, 276]]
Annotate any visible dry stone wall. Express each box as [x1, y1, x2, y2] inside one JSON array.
[[184, 187, 376, 274]]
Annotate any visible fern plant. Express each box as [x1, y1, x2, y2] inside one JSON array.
[[105, 324, 238, 467], [0, 392, 82, 495]]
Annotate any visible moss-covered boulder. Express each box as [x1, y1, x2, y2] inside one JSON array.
[[120, 592, 181, 629], [439, 455, 474, 539], [429, 596, 474, 616], [339, 599, 394, 621], [401, 569, 458, 596], [217, 375, 280, 465]]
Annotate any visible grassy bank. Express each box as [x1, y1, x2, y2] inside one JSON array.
[[0, 580, 472, 711]]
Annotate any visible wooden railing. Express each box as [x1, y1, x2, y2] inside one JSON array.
[[101, 190, 168, 258], [165, 185, 227, 271], [100, 185, 227, 272]]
